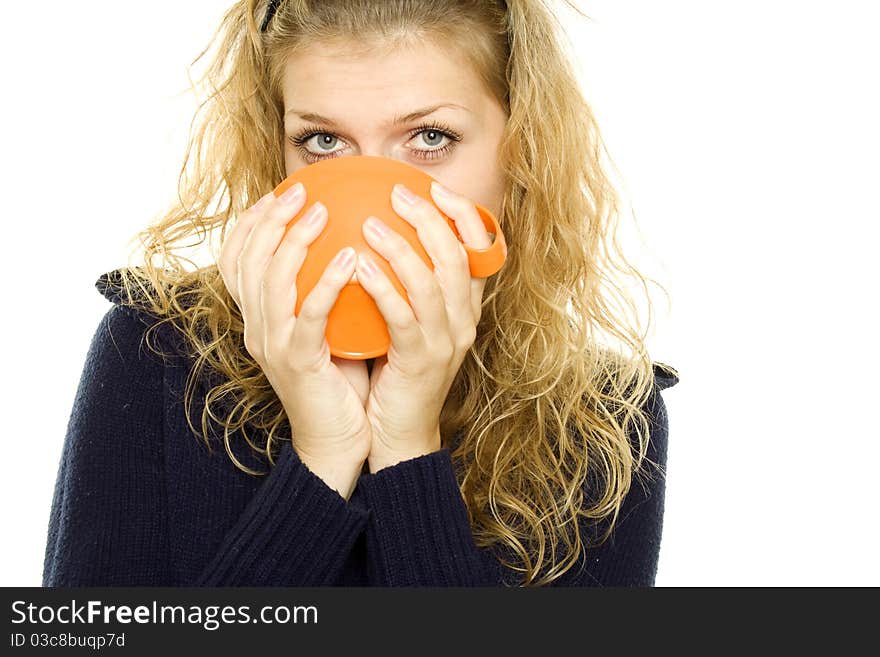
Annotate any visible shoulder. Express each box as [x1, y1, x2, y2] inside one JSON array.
[[645, 360, 678, 441], [68, 302, 168, 459], [94, 266, 200, 357], [95, 267, 167, 316], [87, 295, 169, 377], [652, 361, 679, 392], [95, 267, 129, 305], [95, 266, 165, 325], [630, 361, 678, 481], [95, 265, 205, 313]]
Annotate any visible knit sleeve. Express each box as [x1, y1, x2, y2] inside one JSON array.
[[42, 302, 370, 587], [350, 365, 678, 587], [193, 439, 371, 586]]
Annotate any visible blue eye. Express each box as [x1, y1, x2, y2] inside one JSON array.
[[288, 121, 463, 163]]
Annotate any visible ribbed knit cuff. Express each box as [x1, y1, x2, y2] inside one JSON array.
[[354, 448, 494, 586], [195, 440, 369, 586]]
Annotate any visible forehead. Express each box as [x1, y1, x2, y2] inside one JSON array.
[[281, 40, 488, 122]]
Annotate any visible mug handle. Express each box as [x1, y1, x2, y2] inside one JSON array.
[[453, 203, 508, 278]]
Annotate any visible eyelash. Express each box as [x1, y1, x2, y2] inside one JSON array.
[[288, 121, 463, 162]]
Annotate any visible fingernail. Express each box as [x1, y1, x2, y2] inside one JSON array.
[[393, 183, 418, 205], [358, 253, 379, 278], [303, 202, 326, 225], [431, 181, 453, 197], [279, 182, 304, 203], [364, 216, 389, 237], [333, 246, 355, 268]]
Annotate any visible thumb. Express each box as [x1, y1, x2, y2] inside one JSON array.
[[332, 355, 370, 406]]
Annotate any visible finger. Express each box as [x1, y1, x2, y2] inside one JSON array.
[[332, 356, 370, 406], [429, 182, 493, 249], [290, 245, 358, 365], [393, 183, 474, 335], [362, 212, 449, 338], [428, 182, 493, 324], [393, 184, 469, 292], [355, 251, 425, 354], [218, 191, 274, 306], [238, 183, 306, 325], [262, 201, 329, 335]]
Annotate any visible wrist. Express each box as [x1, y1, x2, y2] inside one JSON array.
[[368, 429, 442, 474], [368, 452, 428, 474], [298, 453, 365, 500]]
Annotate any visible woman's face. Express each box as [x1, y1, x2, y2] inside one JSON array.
[[280, 39, 509, 219]]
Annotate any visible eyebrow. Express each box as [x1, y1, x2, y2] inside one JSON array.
[[284, 103, 470, 128]]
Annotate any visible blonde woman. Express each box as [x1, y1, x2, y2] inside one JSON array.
[[43, 0, 679, 587]]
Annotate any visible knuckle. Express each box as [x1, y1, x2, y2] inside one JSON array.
[[411, 197, 431, 214], [385, 234, 407, 257], [261, 341, 275, 363], [285, 221, 307, 243], [226, 213, 248, 235], [260, 275, 276, 297], [457, 326, 477, 351], [297, 299, 322, 322], [435, 338, 455, 361], [262, 337, 285, 363], [387, 315, 414, 333], [437, 251, 461, 272], [286, 343, 322, 376], [267, 196, 301, 221], [240, 205, 260, 221], [245, 195, 270, 214], [415, 277, 441, 299], [243, 330, 263, 361]]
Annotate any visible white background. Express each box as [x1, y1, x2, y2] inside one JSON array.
[[2, 1, 877, 586]]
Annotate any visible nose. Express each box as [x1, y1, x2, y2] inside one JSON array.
[[351, 140, 406, 162], [359, 148, 396, 160]]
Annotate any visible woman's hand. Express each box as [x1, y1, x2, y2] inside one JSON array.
[[355, 182, 494, 473], [218, 183, 372, 499]]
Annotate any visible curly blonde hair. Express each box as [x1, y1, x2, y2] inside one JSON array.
[[107, 0, 678, 586]]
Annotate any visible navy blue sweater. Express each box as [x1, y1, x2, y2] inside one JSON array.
[[41, 270, 679, 587]]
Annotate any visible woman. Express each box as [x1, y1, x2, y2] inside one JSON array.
[[42, 0, 679, 587]]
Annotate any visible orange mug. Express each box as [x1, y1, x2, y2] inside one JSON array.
[[271, 155, 508, 359]]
